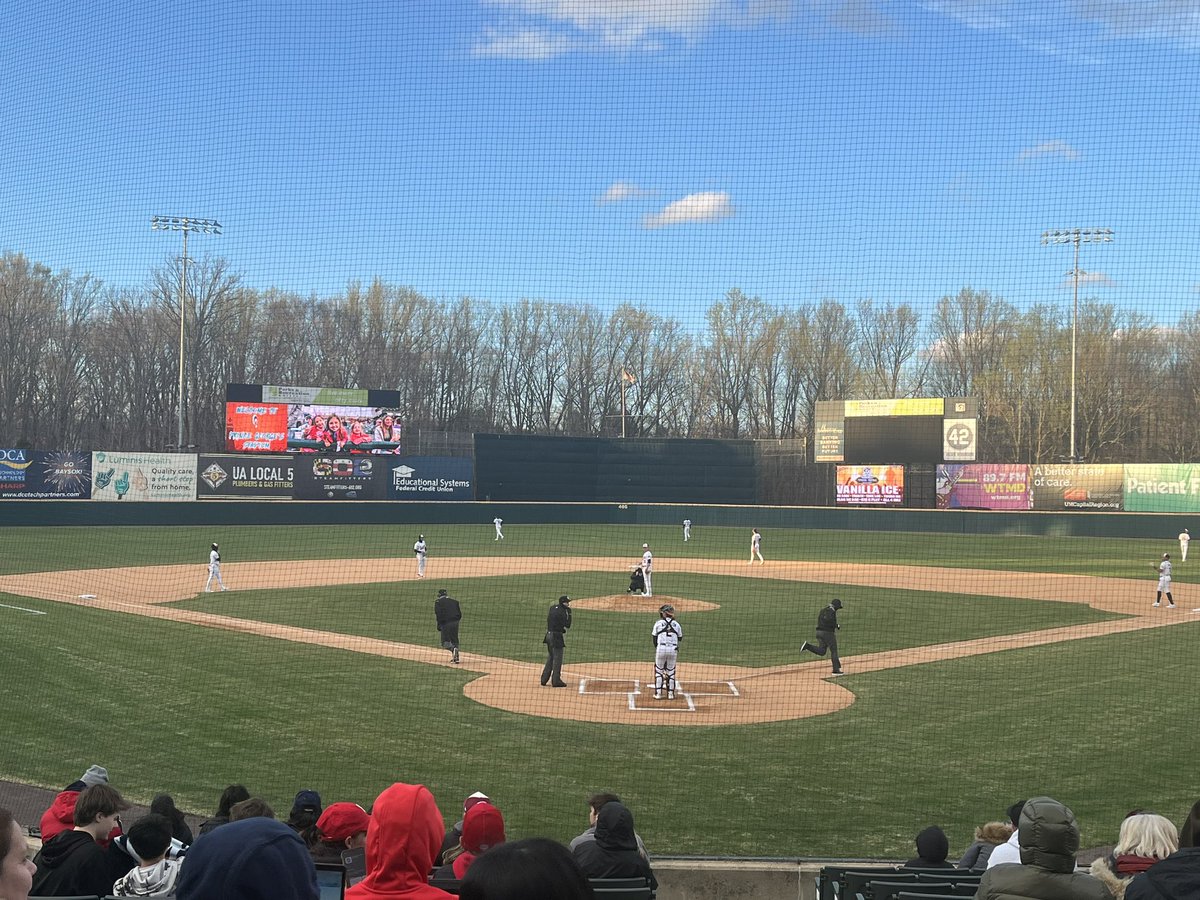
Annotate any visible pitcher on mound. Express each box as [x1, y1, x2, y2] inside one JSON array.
[[651, 604, 683, 700]]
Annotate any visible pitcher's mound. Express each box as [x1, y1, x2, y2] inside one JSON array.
[[570, 595, 718, 612]]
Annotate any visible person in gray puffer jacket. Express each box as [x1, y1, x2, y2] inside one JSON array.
[[977, 796, 1112, 900]]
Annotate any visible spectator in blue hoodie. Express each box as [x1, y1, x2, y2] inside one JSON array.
[[177, 817, 318, 900]]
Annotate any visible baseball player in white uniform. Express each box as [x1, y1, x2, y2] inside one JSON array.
[[651, 603, 683, 700], [414, 534, 428, 578], [641, 543, 653, 598], [204, 542, 228, 592], [750, 528, 763, 565], [682, 519, 691, 542], [494, 517, 504, 541], [1179, 529, 1189, 561], [1154, 553, 1175, 608]]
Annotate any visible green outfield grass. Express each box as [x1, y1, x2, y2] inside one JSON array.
[[1, 522, 1198, 858]]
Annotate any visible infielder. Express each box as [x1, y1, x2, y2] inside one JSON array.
[[750, 528, 764, 565], [1154, 553, 1176, 608], [494, 517, 504, 541], [1179, 528, 1190, 562], [651, 603, 683, 700], [641, 543, 653, 598], [434, 588, 462, 664], [204, 542, 228, 592], [414, 534, 427, 578], [682, 519, 692, 542]]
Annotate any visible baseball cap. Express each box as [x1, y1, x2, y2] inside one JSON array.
[[463, 791, 490, 812], [831, 598, 843, 609], [559, 595, 571, 604], [437, 589, 447, 596], [81, 764, 109, 786], [316, 802, 370, 843], [291, 789, 322, 816], [642, 543, 649, 549]]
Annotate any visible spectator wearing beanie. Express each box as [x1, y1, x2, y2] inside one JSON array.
[[435, 792, 490, 867], [311, 803, 371, 864], [177, 817, 318, 900], [38, 764, 118, 846], [904, 825, 954, 869], [432, 802, 505, 881]]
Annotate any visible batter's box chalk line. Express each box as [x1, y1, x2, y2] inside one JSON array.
[[627, 689, 697, 712], [578, 678, 639, 695]]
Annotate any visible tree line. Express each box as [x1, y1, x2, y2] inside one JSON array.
[[2, 250, 1194, 462]]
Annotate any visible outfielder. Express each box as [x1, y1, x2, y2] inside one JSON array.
[[1154, 553, 1176, 608], [682, 519, 691, 542], [651, 604, 683, 700], [204, 542, 228, 592], [414, 534, 427, 578], [641, 543, 653, 597], [1179, 528, 1189, 562], [750, 528, 764, 565], [493, 517, 504, 541]]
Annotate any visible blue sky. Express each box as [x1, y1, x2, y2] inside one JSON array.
[[3, 1, 1199, 324]]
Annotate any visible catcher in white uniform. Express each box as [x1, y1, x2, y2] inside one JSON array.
[[205, 542, 228, 592], [651, 603, 683, 700]]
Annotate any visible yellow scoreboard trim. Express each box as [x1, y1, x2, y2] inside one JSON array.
[[844, 398, 944, 417]]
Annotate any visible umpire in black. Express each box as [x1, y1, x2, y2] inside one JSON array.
[[800, 598, 844, 676], [435, 588, 462, 664], [540, 595, 572, 687]]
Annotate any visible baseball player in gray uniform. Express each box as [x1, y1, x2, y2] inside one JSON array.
[[204, 542, 228, 592], [1154, 553, 1176, 608], [651, 604, 683, 700], [414, 534, 428, 578], [641, 543, 653, 598]]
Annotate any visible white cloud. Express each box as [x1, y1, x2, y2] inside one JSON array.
[[808, 0, 897, 36], [473, 26, 578, 59], [642, 191, 734, 228], [1018, 139, 1081, 162], [1075, 0, 1200, 49], [1057, 270, 1114, 288], [599, 181, 652, 203], [477, 0, 793, 57], [920, 0, 1013, 31]]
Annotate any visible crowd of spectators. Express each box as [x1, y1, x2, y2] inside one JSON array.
[[5, 769, 1200, 900]]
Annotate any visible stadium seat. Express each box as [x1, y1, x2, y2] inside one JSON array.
[[589, 876, 654, 899], [428, 875, 462, 895], [898, 892, 975, 900], [866, 879, 953, 900], [843, 868, 909, 900]]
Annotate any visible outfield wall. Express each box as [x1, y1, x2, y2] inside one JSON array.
[[0, 499, 1190, 539]]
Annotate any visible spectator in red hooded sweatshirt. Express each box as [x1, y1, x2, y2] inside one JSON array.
[[39, 765, 122, 848], [346, 783, 453, 900], [432, 802, 505, 882]]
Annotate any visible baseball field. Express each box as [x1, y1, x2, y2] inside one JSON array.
[[1, 518, 1197, 858]]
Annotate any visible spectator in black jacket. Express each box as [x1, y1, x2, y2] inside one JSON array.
[[1125, 846, 1200, 900], [904, 825, 954, 869], [197, 784, 250, 836], [31, 783, 133, 897], [572, 800, 656, 891]]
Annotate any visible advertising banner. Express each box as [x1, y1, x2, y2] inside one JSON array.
[[225, 402, 291, 452], [936, 464, 1030, 509], [835, 465, 905, 506], [0, 450, 92, 499], [1029, 464, 1123, 511], [844, 398, 943, 417], [1123, 464, 1200, 513], [293, 454, 387, 500], [90, 452, 197, 502], [387, 456, 474, 501], [814, 400, 845, 463], [198, 454, 296, 499]]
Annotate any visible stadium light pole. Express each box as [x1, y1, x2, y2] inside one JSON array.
[[151, 216, 222, 450], [1041, 227, 1113, 463]]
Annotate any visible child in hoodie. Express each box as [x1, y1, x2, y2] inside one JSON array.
[[112, 814, 181, 897]]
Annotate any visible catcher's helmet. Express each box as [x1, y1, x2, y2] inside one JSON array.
[[659, 604, 674, 616]]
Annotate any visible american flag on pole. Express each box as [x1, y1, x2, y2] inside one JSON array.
[[621, 368, 636, 384]]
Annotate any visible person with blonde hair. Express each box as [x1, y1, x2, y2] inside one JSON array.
[[1091, 814, 1179, 899]]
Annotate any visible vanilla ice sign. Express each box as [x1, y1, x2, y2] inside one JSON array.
[[835, 465, 905, 506]]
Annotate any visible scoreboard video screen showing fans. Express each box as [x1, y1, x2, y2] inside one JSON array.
[[225, 383, 403, 454], [814, 398, 977, 464]]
